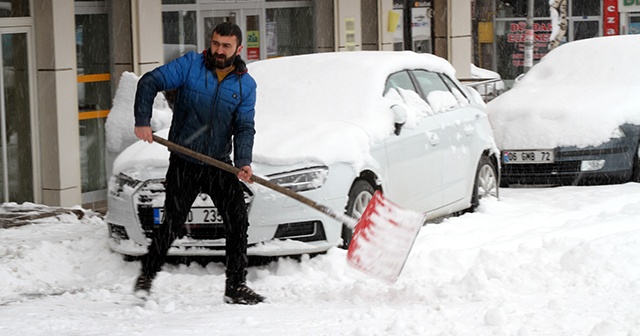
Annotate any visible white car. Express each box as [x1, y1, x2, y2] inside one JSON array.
[[106, 51, 499, 258]]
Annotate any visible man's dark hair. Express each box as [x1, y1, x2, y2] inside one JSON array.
[[212, 22, 243, 46]]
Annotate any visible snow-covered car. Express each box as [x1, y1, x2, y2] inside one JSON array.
[[106, 51, 499, 258], [487, 35, 640, 186], [465, 64, 506, 102]]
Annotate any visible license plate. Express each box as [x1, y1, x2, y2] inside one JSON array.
[[153, 207, 223, 225], [502, 150, 555, 164]]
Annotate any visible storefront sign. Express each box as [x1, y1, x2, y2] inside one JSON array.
[[605, 0, 619, 35], [478, 22, 493, 43], [246, 30, 259, 48], [345, 18, 356, 51], [506, 21, 551, 67], [619, 0, 640, 12], [246, 30, 260, 60]]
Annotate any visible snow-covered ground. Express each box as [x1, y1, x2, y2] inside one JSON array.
[[1, 184, 639, 336]]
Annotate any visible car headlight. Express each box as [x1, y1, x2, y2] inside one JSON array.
[[611, 127, 626, 139], [109, 173, 141, 197], [116, 173, 141, 189], [268, 166, 329, 192]]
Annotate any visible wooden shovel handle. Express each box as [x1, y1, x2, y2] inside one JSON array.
[[152, 134, 357, 228]]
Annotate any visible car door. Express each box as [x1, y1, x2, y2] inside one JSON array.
[[414, 70, 479, 205], [382, 70, 443, 212]]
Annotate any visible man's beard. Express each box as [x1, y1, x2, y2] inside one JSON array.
[[214, 50, 237, 69]]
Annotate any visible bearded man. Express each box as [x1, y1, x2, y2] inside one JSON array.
[[132, 22, 264, 305]]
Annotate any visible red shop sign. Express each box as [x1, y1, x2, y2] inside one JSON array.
[[247, 47, 260, 61], [603, 0, 619, 36]]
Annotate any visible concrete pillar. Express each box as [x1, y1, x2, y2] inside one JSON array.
[[33, 0, 82, 207], [131, 0, 164, 75], [334, 0, 362, 51], [314, 0, 336, 52], [378, 0, 395, 51], [433, 0, 472, 78], [110, 0, 133, 91], [433, 0, 448, 59], [449, 0, 472, 78], [361, 0, 378, 51]]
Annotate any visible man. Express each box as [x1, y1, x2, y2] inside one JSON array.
[[132, 22, 264, 305]]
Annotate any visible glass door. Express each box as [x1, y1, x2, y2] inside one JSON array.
[[202, 10, 237, 50], [0, 29, 35, 203], [243, 10, 262, 62], [75, 3, 111, 205]]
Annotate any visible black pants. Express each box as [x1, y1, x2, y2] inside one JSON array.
[[140, 154, 249, 286]]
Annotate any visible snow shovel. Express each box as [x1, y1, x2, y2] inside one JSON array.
[[152, 134, 427, 283]]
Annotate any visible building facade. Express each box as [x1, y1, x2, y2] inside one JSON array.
[[473, 0, 640, 83], [4, 0, 640, 210], [0, 0, 486, 210]]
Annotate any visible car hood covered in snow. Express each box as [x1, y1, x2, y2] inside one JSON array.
[[110, 51, 457, 176], [487, 35, 640, 150]]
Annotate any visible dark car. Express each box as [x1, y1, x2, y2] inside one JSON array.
[[487, 35, 640, 186]]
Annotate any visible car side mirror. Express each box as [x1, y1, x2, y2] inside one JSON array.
[[391, 104, 407, 136]]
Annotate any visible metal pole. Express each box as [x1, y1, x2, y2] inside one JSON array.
[[524, 0, 534, 72], [403, 0, 412, 50]]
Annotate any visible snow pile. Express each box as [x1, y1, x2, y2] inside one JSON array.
[[1, 184, 640, 335], [105, 72, 173, 154]]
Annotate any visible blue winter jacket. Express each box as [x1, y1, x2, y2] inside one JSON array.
[[134, 50, 257, 168]]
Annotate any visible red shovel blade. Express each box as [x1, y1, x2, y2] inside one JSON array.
[[346, 191, 427, 283]]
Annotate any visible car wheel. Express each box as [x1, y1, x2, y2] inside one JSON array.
[[470, 155, 498, 212], [341, 180, 375, 249]]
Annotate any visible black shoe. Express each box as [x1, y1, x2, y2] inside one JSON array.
[[133, 274, 154, 298], [224, 284, 265, 305]]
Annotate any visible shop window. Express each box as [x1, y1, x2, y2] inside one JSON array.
[[162, 11, 197, 63], [76, 13, 111, 196], [497, 0, 550, 18], [573, 21, 599, 40], [630, 15, 640, 34], [391, 1, 432, 53], [266, 7, 313, 57], [0, 32, 32, 202], [493, 18, 552, 80], [0, 0, 28, 17], [489, 0, 603, 82], [571, 0, 600, 17]]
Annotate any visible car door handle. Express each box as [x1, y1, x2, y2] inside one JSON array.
[[427, 132, 440, 146], [464, 124, 474, 136]]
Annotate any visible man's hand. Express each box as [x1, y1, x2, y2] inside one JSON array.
[[135, 126, 153, 143], [238, 165, 253, 183]]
